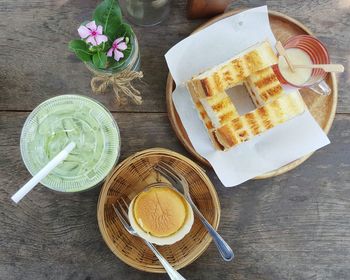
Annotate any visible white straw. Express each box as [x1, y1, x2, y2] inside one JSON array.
[[11, 142, 76, 204]]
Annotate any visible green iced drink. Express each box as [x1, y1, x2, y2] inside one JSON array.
[[20, 95, 120, 192]]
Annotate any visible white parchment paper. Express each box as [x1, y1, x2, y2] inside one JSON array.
[[165, 6, 330, 186]]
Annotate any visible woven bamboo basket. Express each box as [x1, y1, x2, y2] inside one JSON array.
[[97, 148, 221, 273]]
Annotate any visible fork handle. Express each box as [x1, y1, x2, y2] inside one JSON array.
[[190, 201, 234, 261], [145, 241, 186, 280]]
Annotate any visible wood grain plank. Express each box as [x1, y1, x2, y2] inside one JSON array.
[[1, 112, 350, 279], [0, 0, 348, 113], [0, 0, 199, 113], [1, 0, 350, 279]]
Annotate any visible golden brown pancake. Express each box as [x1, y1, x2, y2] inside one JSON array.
[[133, 186, 187, 237]]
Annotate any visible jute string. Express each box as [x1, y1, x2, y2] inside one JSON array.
[[90, 69, 143, 105]]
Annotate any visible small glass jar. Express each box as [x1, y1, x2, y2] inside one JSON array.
[[119, 0, 171, 27], [85, 33, 141, 75]]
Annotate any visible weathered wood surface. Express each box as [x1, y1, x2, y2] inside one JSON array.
[[0, 0, 349, 113], [0, 0, 350, 279], [1, 112, 350, 279]]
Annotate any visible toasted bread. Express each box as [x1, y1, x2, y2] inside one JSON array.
[[199, 91, 239, 128], [195, 101, 214, 130], [191, 92, 238, 149], [187, 41, 278, 99], [187, 78, 239, 126], [184, 40, 303, 151], [245, 66, 284, 107], [214, 91, 305, 150]]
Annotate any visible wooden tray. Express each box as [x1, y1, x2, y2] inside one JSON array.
[[97, 148, 220, 273], [166, 10, 337, 179]]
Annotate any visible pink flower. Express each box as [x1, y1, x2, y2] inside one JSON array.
[[78, 21, 108, 46], [107, 37, 127, 61]]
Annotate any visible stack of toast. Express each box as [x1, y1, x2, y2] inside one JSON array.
[[186, 41, 305, 150]]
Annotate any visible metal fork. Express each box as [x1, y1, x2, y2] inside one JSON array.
[[154, 162, 234, 262], [112, 198, 186, 280]]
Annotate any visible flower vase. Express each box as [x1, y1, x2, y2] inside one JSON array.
[[85, 34, 143, 105]]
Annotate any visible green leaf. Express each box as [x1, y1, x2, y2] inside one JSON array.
[[114, 23, 134, 39], [93, 0, 122, 40], [68, 40, 92, 62], [101, 41, 112, 53], [92, 52, 107, 69]]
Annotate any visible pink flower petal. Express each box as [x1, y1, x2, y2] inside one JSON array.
[[78, 25, 91, 39], [95, 34, 108, 45], [117, 42, 127, 51], [114, 37, 124, 44], [107, 47, 114, 57], [96, 25, 103, 35], [86, 20, 97, 31], [86, 35, 97, 46], [114, 49, 124, 61]]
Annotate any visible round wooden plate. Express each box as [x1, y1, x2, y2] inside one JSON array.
[[97, 148, 220, 273], [166, 10, 337, 179]]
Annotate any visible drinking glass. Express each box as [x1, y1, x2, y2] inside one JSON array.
[[273, 35, 331, 96], [119, 0, 171, 26], [20, 95, 121, 192]]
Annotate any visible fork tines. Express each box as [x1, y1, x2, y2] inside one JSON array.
[[112, 197, 132, 230], [154, 162, 182, 183]]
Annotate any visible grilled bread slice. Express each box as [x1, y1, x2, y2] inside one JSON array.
[[214, 91, 305, 150], [199, 91, 239, 128], [195, 101, 214, 130], [245, 66, 284, 107], [190, 91, 239, 149], [187, 79, 239, 128], [187, 41, 278, 99], [192, 101, 226, 150]]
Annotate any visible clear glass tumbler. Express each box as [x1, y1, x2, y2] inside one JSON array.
[[20, 95, 121, 192], [273, 35, 331, 96], [119, 0, 171, 27]]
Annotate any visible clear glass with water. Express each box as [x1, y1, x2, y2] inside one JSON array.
[[119, 0, 171, 26]]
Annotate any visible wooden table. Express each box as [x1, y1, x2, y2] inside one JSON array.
[[1, 0, 349, 279]]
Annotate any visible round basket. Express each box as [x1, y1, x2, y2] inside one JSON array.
[[97, 148, 220, 273]]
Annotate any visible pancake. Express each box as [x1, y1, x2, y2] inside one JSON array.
[[133, 186, 187, 237]]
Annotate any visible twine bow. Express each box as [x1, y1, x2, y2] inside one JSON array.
[[91, 70, 143, 105]]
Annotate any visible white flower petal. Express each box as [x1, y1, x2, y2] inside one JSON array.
[[86, 20, 97, 31], [78, 25, 91, 39]]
